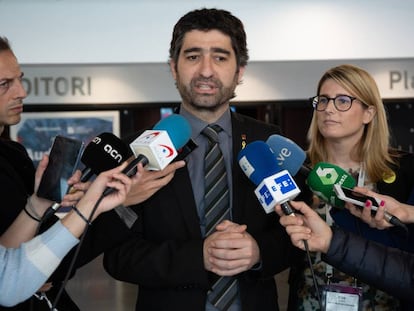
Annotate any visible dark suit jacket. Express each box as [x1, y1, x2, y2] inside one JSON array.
[[103, 112, 298, 311]]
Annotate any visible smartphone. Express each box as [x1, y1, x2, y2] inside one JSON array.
[[37, 135, 84, 202], [333, 184, 380, 215]]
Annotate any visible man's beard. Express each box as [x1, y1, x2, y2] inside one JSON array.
[[175, 75, 238, 112]]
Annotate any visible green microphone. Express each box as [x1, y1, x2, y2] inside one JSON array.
[[306, 162, 356, 208]]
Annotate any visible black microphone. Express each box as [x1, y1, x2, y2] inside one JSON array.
[[41, 133, 133, 222], [78, 132, 133, 182]]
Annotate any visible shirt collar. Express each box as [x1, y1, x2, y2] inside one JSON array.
[[179, 107, 232, 139]]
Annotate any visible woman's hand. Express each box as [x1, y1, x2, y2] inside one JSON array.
[[345, 187, 411, 229], [275, 201, 333, 253]]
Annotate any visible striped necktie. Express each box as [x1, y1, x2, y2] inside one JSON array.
[[202, 124, 238, 311]]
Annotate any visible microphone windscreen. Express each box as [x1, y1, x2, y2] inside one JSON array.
[[306, 162, 356, 208], [266, 134, 306, 176], [237, 141, 280, 186], [81, 132, 132, 174], [153, 114, 191, 149]]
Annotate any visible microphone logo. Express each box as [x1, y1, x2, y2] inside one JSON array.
[[275, 147, 292, 166], [141, 131, 161, 141], [315, 167, 339, 185], [103, 144, 124, 163], [92, 136, 102, 144], [315, 166, 351, 186], [158, 144, 175, 157], [275, 172, 298, 194], [255, 170, 301, 213]]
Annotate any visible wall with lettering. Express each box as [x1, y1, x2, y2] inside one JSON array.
[[20, 59, 414, 105]]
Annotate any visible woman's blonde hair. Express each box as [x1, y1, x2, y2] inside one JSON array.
[[307, 64, 396, 182]]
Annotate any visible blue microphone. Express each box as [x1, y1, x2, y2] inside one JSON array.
[[266, 134, 309, 176], [237, 140, 280, 185], [238, 141, 301, 214]]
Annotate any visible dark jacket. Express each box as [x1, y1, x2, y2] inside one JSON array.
[[323, 227, 414, 302], [103, 112, 300, 311], [0, 139, 35, 235]]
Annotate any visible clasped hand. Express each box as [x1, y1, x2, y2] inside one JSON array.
[[203, 220, 260, 276]]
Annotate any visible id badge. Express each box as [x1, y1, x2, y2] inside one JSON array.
[[321, 284, 363, 311]]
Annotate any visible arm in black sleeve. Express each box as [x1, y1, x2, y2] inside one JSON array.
[[322, 227, 414, 302]]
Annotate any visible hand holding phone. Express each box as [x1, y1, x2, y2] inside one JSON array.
[[333, 184, 380, 215], [37, 136, 84, 203], [333, 184, 407, 231]]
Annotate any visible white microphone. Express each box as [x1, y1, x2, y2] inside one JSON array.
[[129, 114, 191, 171], [129, 130, 177, 171]]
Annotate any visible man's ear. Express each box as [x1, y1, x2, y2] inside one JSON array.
[[169, 60, 177, 80], [237, 66, 246, 84]]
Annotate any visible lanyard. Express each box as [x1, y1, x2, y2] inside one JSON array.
[[324, 164, 365, 284]]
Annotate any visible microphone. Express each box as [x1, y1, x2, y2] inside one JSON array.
[[102, 114, 191, 197], [237, 141, 301, 214], [41, 133, 133, 221], [238, 140, 280, 185], [306, 162, 356, 208], [129, 114, 191, 171], [265, 135, 356, 209], [308, 163, 407, 230], [79, 132, 133, 182], [266, 134, 311, 177], [258, 137, 324, 306]]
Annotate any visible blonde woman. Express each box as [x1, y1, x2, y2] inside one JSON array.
[[288, 64, 414, 311]]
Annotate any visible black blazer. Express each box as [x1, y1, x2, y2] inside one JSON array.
[[103, 112, 298, 311], [0, 139, 35, 235]]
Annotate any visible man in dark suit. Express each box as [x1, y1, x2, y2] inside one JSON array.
[[0, 36, 185, 311], [103, 8, 298, 311]]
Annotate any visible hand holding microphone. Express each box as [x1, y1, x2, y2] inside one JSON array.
[[275, 201, 333, 254], [261, 135, 323, 307], [77, 132, 134, 183], [238, 137, 321, 307], [40, 133, 133, 222], [307, 162, 407, 230], [66, 132, 134, 196]]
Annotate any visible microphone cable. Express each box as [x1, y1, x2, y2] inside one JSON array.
[[35, 202, 62, 235], [281, 202, 322, 310], [50, 157, 140, 310], [50, 194, 104, 310], [302, 239, 322, 310]]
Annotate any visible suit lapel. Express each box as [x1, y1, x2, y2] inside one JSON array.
[[171, 165, 203, 237], [231, 113, 249, 222]]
